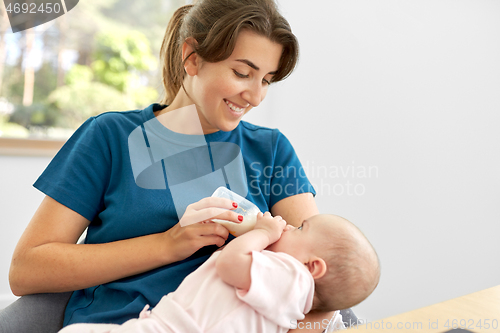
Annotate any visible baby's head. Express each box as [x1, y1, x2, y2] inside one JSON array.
[[266, 214, 380, 312]]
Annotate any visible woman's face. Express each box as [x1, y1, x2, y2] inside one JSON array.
[[186, 30, 283, 134]]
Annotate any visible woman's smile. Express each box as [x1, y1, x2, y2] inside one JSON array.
[[224, 99, 247, 113]]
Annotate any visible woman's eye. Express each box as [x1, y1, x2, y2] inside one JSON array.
[[233, 70, 249, 78], [233, 70, 270, 85]]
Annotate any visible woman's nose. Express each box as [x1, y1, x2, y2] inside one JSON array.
[[242, 80, 264, 107]]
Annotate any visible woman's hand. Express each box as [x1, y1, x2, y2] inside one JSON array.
[[9, 196, 241, 295], [162, 197, 242, 262], [253, 211, 286, 244], [178, 197, 241, 227]]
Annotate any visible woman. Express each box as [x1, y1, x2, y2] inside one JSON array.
[[8, 0, 329, 331]]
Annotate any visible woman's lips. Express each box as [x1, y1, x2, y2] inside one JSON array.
[[224, 99, 246, 113]]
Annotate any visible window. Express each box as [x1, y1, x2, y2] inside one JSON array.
[[0, 0, 186, 154]]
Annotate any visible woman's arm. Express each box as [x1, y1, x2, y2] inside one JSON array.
[[271, 192, 319, 227], [9, 196, 240, 296]]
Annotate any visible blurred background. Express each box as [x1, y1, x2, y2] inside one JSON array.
[[1, 0, 500, 326], [0, 0, 183, 139]]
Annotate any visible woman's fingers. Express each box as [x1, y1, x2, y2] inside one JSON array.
[[180, 208, 242, 227], [189, 197, 237, 211], [189, 221, 230, 246], [196, 223, 230, 247], [180, 197, 241, 227], [165, 222, 229, 262], [181, 207, 229, 225], [210, 210, 243, 223], [165, 195, 249, 261]]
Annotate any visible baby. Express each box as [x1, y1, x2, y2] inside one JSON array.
[[60, 213, 380, 333]]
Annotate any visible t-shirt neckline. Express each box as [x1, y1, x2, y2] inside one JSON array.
[[142, 103, 234, 144]]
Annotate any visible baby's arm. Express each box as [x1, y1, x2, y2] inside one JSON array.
[[215, 212, 286, 291]]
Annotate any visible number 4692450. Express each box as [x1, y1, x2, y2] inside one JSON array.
[[444, 319, 498, 329], [6, 2, 61, 14]]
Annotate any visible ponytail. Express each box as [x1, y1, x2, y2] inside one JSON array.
[[160, 5, 193, 105]]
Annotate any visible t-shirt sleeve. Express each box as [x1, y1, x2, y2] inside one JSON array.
[[269, 130, 316, 208], [236, 250, 315, 328], [33, 117, 111, 222]]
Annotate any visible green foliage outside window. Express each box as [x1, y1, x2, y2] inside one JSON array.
[[0, 0, 184, 139]]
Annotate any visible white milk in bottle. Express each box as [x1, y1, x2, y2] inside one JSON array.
[[211, 187, 260, 236]]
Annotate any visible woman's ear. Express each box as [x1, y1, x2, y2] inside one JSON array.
[[182, 37, 199, 76], [305, 257, 327, 280]]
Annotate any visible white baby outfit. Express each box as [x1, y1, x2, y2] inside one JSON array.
[[60, 250, 344, 332]]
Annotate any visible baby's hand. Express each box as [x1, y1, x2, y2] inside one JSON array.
[[254, 212, 286, 244]]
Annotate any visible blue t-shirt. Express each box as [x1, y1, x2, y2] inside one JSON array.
[[33, 103, 315, 326]]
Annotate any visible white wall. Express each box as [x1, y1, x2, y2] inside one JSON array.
[[0, 155, 50, 309], [247, 0, 500, 323], [2, 0, 500, 325]]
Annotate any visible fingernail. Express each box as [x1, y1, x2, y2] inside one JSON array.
[[238, 215, 243, 222], [232, 202, 238, 208]]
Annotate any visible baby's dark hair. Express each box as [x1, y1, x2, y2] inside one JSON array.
[[311, 215, 380, 313]]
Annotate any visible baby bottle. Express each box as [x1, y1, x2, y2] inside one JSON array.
[[211, 187, 260, 236]]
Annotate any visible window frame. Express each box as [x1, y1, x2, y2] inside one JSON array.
[[0, 137, 65, 157]]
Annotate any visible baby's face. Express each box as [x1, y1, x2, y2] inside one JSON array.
[[266, 214, 332, 263]]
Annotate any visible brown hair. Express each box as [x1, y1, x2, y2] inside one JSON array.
[[159, 0, 299, 104]]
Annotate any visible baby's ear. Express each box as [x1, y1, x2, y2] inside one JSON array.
[[305, 257, 327, 279]]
